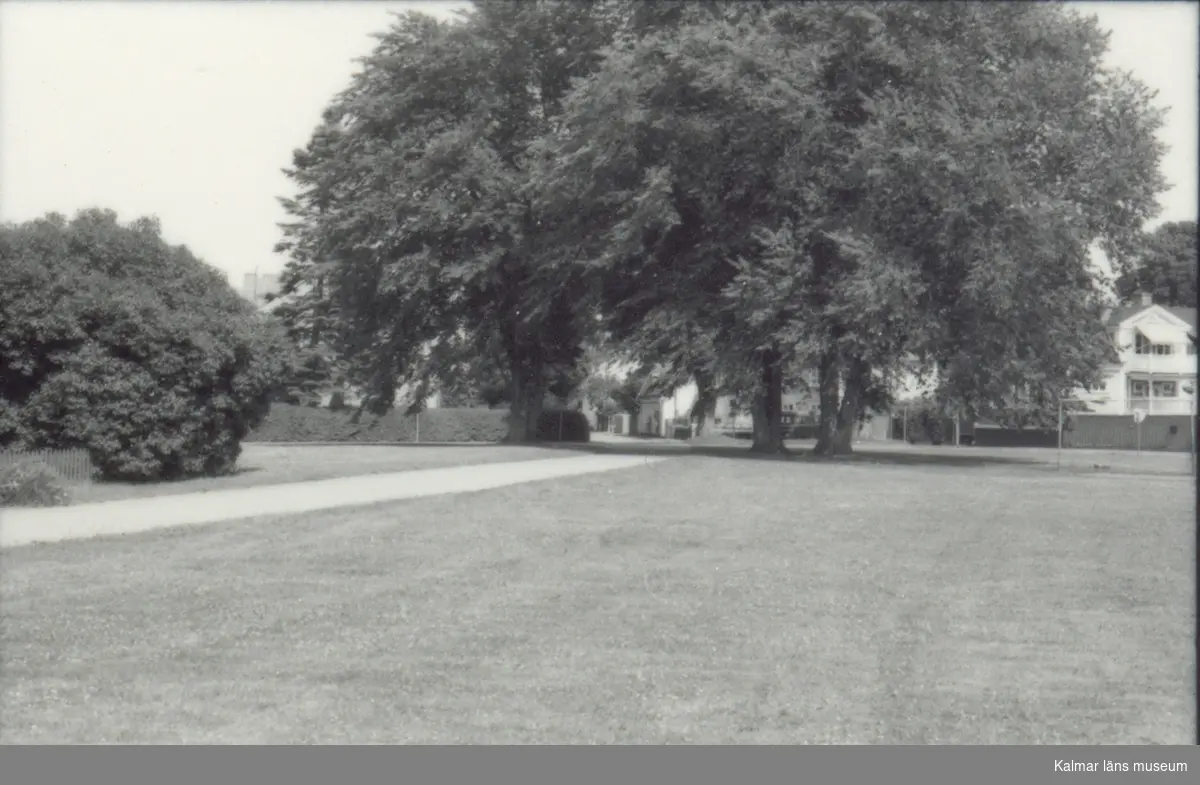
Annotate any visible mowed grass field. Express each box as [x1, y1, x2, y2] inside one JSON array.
[[2, 455, 1193, 743], [72, 443, 561, 504]]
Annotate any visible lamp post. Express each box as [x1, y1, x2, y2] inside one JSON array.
[[1184, 383, 1196, 475]]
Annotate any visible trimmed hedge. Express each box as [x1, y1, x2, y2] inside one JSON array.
[[535, 409, 591, 443], [0, 458, 71, 508], [246, 404, 590, 444], [246, 404, 507, 443]]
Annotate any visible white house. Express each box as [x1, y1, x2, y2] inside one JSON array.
[[634, 373, 699, 436], [634, 372, 818, 436], [1075, 293, 1198, 415], [711, 388, 819, 431], [637, 378, 898, 440]]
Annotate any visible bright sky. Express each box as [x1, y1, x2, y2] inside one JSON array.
[[1, 1, 1196, 286]]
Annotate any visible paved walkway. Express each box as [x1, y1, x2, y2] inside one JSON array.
[[0, 454, 668, 549]]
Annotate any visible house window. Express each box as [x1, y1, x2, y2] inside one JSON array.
[[1136, 332, 1175, 355], [1152, 381, 1178, 398], [1129, 379, 1150, 398]]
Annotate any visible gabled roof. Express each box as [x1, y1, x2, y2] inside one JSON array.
[[1102, 303, 1196, 334], [1165, 307, 1198, 331]]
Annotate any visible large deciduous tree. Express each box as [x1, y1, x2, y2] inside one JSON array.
[[276, 3, 621, 442], [723, 2, 1165, 454], [0, 210, 288, 480], [532, 6, 831, 453], [824, 2, 1165, 449]]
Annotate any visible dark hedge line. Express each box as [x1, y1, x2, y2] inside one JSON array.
[[246, 404, 590, 444], [534, 409, 591, 442]]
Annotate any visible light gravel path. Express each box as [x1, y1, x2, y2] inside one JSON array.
[[0, 454, 668, 549]]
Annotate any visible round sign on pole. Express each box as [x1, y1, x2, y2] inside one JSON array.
[[1132, 408, 1147, 424]]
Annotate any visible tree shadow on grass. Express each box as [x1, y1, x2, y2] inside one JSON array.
[[220, 466, 265, 478], [99, 465, 265, 487], [538, 439, 1046, 471]]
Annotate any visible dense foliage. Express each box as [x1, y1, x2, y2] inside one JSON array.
[[0, 209, 289, 480], [1114, 221, 1198, 308], [276, 1, 1168, 455], [275, 3, 620, 441]]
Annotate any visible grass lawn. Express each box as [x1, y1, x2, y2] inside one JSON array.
[[798, 440, 1197, 477], [2, 456, 1193, 743], [71, 444, 562, 505]]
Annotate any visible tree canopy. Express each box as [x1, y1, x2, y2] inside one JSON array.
[[540, 1, 1164, 451], [275, 3, 621, 439], [276, 1, 1169, 452], [1114, 221, 1197, 308]]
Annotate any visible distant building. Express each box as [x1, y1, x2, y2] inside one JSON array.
[[240, 272, 282, 310], [1075, 292, 1197, 415]]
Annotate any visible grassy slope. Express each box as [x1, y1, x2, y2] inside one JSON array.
[[2, 457, 1193, 743]]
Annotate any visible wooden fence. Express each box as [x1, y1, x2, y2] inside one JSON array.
[[888, 410, 1196, 453], [1064, 413, 1195, 453]]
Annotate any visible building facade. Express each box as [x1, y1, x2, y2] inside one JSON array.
[[1076, 295, 1197, 416]]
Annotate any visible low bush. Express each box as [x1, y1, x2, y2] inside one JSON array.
[[0, 459, 71, 507], [903, 398, 955, 445], [535, 409, 591, 443], [671, 424, 693, 440]]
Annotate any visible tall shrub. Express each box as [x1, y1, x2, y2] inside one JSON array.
[[0, 210, 289, 481]]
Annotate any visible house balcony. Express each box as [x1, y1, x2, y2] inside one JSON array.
[[1121, 353, 1197, 375], [1125, 397, 1196, 416]]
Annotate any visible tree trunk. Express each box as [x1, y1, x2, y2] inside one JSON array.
[[310, 275, 323, 348], [504, 347, 545, 443], [832, 361, 867, 454], [750, 348, 786, 453], [751, 390, 770, 448], [817, 356, 868, 456], [813, 349, 841, 456], [691, 367, 716, 437]]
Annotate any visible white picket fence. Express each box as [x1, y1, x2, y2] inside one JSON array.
[[0, 447, 95, 486]]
